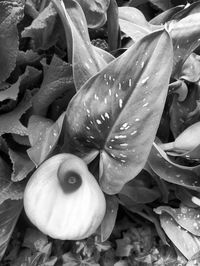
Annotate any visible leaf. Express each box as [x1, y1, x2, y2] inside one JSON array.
[[0, 156, 24, 205], [0, 91, 32, 136], [157, 212, 200, 260], [169, 89, 199, 138], [27, 112, 65, 166], [148, 142, 200, 191], [65, 30, 173, 194], [52, 0, 114, 91], [118, 7, 153, 42], [150, 5, 184, 25], [100, 195, 118, 242], [107, 0, 120, 51], [9, 149, 35, 182], [21, 2, 60, 50], [166, 2, 200, 77], [0, 0, 24, 82], [149, 0, 172, 11], [0, 199, 22, 260], [32, 55, 74, 116], [0, 78, 20, 102], [22, 228, 48, 252], [75, 0, 110, 29], [119, 181, 160, 204], [179, 53, 200, 83], [155, 205, 200, 236]]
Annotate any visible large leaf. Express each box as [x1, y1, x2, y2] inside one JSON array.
[[0, 199, 22, 260], [65, 30, 173, 194], [52, 0, 114, 91], [0, 0, 24, 82], [148, 142, 200, 191], [157, 212, 200, 260], [155, 205, 200, 236]]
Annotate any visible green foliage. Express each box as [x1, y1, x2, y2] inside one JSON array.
[[1, 0, 200, 264]]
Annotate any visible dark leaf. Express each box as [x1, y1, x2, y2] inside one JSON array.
[[0, 199, 22, 260], [0, 0, 24, 82], [32, 55, 74, 116], [65, 30, 173, 194], [9, 149, 35, 182], [149, 0, 172, 11], [100, 195, 118, 242], [0, 156, 24, 204], [0, 78, 20, 102], [0, 91, 32, 136], [21, 2, 60, 50]]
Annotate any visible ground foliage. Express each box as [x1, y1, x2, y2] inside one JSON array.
[[1, 0, 200, 265]]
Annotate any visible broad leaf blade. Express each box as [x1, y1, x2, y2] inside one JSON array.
[[148, 142, 200, 191], [65, 30, 173, 194], [118, 7, 153, 42], [155, 205, 200, 236], [158, 212, 200, 260]]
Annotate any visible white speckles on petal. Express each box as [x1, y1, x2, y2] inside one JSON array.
[[109, 89, 112, 96], [96, 119, 102, 125], [94, 94, 99, 100], [105, 112, 110, 119], [86, 126, 90, 130], [129, 78, 132, 87], [131, 130, 137, 135], [118, 83, 122, 90], [120, 143, 128, 147], [135, 118, 140, 122], [115, 135, 127, 139], [141, 76, 149, 84], [104, 98, 108, 104], [143, 102, 149, 107], [85, 62, 90, 69], [119, 99, 123, 108], [101, 114, 105, 121]]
